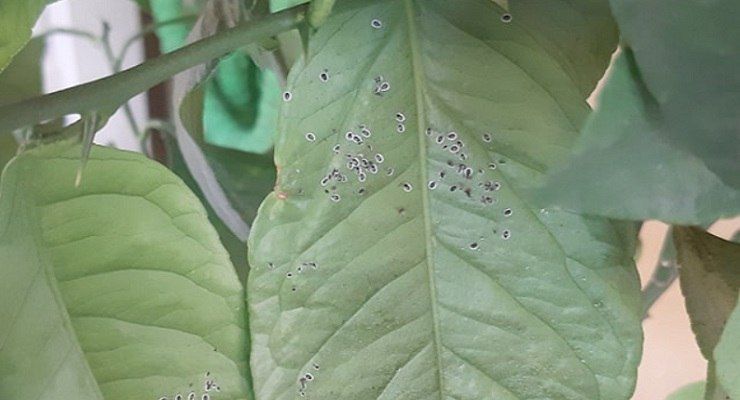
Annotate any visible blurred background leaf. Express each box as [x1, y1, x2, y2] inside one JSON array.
[[607, 0, 740, 190], [538, 51, 740, 225], [665, 381, 705, 400], [269, 0, 309, 13], [0, 37, 45, 167], [152, 0, 281, 154]]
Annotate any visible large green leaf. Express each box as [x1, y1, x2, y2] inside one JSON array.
[[715, 301, 740, 398], [0, 140, 250, 399], [0, 0, 51, 73], [607, 0, 740, 189], [248, 1, 642, 399], [538, 51, 740, 225]]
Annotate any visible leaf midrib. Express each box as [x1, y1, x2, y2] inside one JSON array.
[[403, 1, 446, 398]]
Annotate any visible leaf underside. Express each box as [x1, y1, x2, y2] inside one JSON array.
[[0, 141, 250, 400], [248, 1, 641, 399]]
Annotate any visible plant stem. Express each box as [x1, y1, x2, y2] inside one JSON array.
[[642, 228, 679, 319], [0, 6, 305, 134]]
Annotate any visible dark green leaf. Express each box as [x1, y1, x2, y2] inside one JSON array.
[[248, 1, 641, 399], [0, 139, 250, 399], [538, 51, 740, 225], [607, 0, 740, 189]]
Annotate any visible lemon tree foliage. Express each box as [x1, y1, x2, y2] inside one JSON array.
[[248, 1, 642, 399], [0, 141, 251, 400]]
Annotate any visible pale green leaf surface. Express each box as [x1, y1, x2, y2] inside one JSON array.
[[0, 0, 49, 73], [715, 301, 740, 398], [248, 1, 641, 399], [539, 51, 740, 225], [608, 0, 740, 189], [665, 382, 705, 400], [0, 140, 250, 399]]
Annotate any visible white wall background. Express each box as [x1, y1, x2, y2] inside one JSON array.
[[34, 0, 147, 152]]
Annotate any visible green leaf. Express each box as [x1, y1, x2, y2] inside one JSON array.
[[674, 227, 739, 400], [176, 74, 276, 241], [666, 382, 706, 400], [132, 0, 151, 11], [538, 51, 740, 225], [0, 38, 44, 108], [675, 227, 740, 359], [715, 302, 740, 398], [203, 51, 281, 154], [0, 37, 45, 168], [0, 140, 250, 399], [152, 0, 281, 155], [0, 0, 51, 73], [248, 1, 641, 399], [164, 126, 276, 285], [607, 0, 740, 189], [307, 0, 337, 27], [269, 0, 309, 13]]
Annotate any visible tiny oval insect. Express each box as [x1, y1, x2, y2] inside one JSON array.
[[401, 182, 413, 192], [371, 18, 383, 29], [397, 124, 406, 133], [283, 91, 292, 101], [305, 132, 316, 142], [395, 112, 406, 122], [319, 69, 329, 82]]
